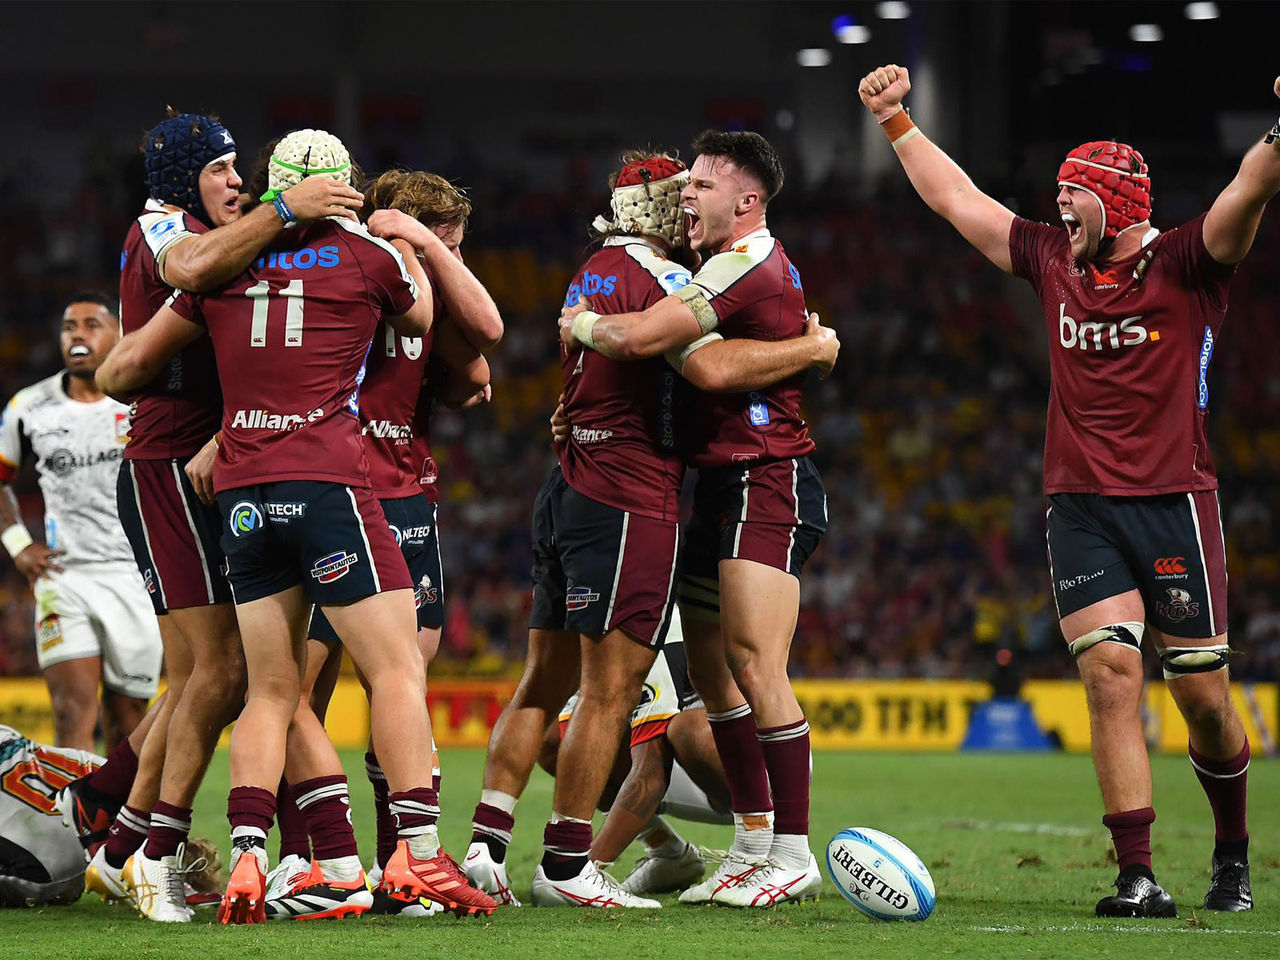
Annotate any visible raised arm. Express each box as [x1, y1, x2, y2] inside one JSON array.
[[161, 177, 365, 292], [1203, 76, 1280, 265], [368, 210, 504, 350], [559, 295, 707, 361], [95, 304, 205, 401], [859, 64, 1016, 274], [676, 313, 840, 393]]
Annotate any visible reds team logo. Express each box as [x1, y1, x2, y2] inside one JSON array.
[[1157, 587, 1200, 624]]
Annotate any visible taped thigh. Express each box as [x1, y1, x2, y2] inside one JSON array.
[[1068, 621, 1145, 659]]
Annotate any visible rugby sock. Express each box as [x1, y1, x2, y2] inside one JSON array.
[[228, 785, 277, 839], [365, 752, 396, 870], [541, 816, 593, 880], [471, 790, 518, 863], [275, 777, 310, 861], [758, 718, 812, 869], [639, 815, 687, 859], [103, 804, 150, 869], [708, 704, 773, 857], [389, 787, 441, 860], [142, 801, 192, 860], [1189, 739, 1250, 858], [85, 737, 138, 805], [294, 775, 360, 861], [1102, 806, 1155, 877]]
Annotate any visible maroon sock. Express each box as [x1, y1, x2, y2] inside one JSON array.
[[757, 718, 811, 837], [365, 752, 396, 868], [85, 738, 138, 805], [275, 777, 310, 860], [142, 801, 192, 860], [294, 775, 360, 860], [1103, 807, 1155, 873], [103, 804, 150, 869], [388, 787, 439, 841], [708, 704, 773, 815], [1189, 740, 1250, 845], [228, 785, 277, 847], [540, 819, 592, 880], [471, 803, 515, 863]]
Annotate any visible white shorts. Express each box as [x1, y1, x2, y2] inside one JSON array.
[[33, 563, 163, 699]]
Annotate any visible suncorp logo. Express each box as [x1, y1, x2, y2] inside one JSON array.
[[1058, 303, 1148, 351], [232, 407, 324, 431]]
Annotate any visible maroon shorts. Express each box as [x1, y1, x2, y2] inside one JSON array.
[[678, 457, 827, 618], [529, 465, 679, 647], [117, 457, 232, 615]]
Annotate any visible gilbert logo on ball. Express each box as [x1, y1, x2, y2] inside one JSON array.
[[826, 827, 935, 921]]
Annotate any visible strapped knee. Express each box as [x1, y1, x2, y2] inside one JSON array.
[[1159, 644, 1231, 680], [1068, 622, 1145, 659]]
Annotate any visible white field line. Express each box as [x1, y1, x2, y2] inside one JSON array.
[[973, 925, 1279, 936], [939, 820, 1093, 837]]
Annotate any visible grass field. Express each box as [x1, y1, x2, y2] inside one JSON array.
[[3, 748, 1277, 958]]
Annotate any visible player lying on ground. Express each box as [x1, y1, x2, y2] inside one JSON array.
[[474, 147, 837, 908], [859, 63, 1280, 917], [560, 131, 832, 907]]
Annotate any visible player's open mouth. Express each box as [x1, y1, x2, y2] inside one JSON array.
[[684, 207, 700, 241], [1061, 212, 1082, 244], [68, 345, 90, 358], [225, 196, 241, 213]]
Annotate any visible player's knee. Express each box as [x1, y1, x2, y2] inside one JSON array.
[[49, 684, 97, 725], [1077, 647, 1143, 712], [725, 646, 786, 698]]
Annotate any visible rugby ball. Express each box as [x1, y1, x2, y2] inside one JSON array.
[[826, 827, 935, 921]]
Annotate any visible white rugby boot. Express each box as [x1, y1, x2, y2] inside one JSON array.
[[622, 842, 706, 895], [714, 854, 822, 908], [678, 850, 765, 904], [531, 860, 660, 908], [84, 846, 132, 903], [463, 841, 522, 906], [127, 849, 194, 922]]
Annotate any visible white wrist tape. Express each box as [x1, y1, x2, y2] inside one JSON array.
[[2, 523, 34, 558], [571, 310, 602, 350]]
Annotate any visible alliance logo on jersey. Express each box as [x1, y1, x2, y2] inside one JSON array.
[[1058, 303, 1152, 351], [229, 501, 264, 537], [232, 407, 324, 431], [566, 585, 600, 611], [363, 420, 412, 441], [571, 426, 613, 444], [414, 574, 439, 609], [311, 551, 358, 584], [1157, 587, 1200, 624]]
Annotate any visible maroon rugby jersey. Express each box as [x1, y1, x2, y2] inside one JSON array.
[[1010, 214, 1234, 495], [119, 201, 223, 459], [359, 269, 443, 499], [676, 229, 815, 469], [560, 238, 691, 522], [171, 220, 419, 492]]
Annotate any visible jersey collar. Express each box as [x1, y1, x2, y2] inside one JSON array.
[[604, 236, 667, 256]]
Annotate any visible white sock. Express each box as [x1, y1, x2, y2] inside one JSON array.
[[317, 855, 363, 883], [640, 816, 687, 859], [406, 827, 441, 861], [731, 812, 774, 861], [770, 833, 812, 870], [480, 789, 518, 816]]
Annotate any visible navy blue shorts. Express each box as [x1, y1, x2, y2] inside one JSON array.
[[216, 481, 411, 607], [310, 494, 443, 644], [1046, 491, 1228, 639]]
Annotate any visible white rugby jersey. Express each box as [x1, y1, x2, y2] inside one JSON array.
[[0, 373, 133, 565], [0, 725, 101, 887]]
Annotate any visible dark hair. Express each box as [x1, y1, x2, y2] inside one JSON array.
[[690, 129, 784, 202], [64, 291, 117, 316]]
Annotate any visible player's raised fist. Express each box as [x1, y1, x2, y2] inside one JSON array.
[[859, 64, 911, 121]]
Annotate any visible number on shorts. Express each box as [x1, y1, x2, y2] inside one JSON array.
[[246, 279, 306, 347]]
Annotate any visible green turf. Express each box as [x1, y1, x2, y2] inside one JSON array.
[[3, 749, 1276, 958]]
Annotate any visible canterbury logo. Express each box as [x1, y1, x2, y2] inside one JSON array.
[[1153, 557, 1187, 575]]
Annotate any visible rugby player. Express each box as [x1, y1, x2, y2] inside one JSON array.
[[265, 169, 497, 920], [0, 293, 160, 754], [104, 129, 495, 922], [560, 131, 830, 907], [86, 111, 365, 922], [858, 64, 1280, 916], [473, 148, 836, 908]]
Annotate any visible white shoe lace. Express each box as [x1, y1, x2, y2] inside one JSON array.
[[165, 843, 207, 912]]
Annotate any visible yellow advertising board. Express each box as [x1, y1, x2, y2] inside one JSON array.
[[0, 676, 1273, 754]]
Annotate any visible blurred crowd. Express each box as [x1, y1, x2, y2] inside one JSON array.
[[2, 140, 1280, 684]]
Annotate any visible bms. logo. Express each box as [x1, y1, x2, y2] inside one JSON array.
[[1058, 303, 1150, 351], [229, 501, 263, 537]]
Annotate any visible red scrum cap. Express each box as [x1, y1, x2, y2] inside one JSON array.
[[593, 154, 690, 247], [1057, 141, 1152, 240]]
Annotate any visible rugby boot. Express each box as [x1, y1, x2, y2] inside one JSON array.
[[1203, 855, 1252, 912], [263, 854, 312, 902], [678, 850, 764, 904], [84, 845, 131, 904], [264, 859, 373, 920], [1095, 871, 1178, 918], [380, 840, 497, 917], [714, 854, 822, 908], [55, 777, 118, 850], [622, 841, 706, 895], [531, 860, 660, 908], [463, 841, 522, 906], [127, 850, 193, 922], [218, 842, 269, 925]]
